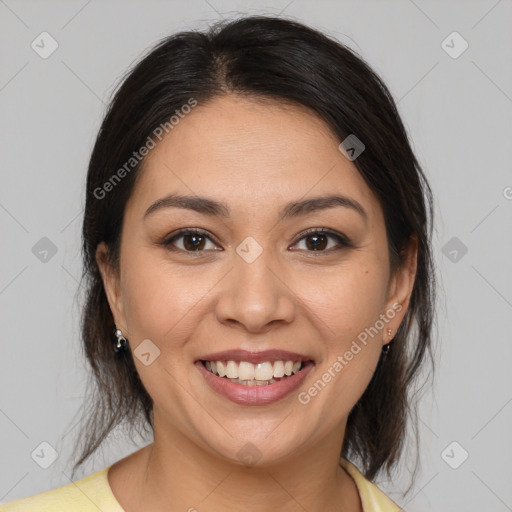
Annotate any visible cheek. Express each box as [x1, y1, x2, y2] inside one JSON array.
[[296, 259, 387, 411], [298, 259, 389, 346], [119, 251, 213, 343]]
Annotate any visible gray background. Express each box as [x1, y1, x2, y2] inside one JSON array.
[[1, 1, 511, 510]]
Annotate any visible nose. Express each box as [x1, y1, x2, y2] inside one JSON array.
[[215, 249, 296, 334]]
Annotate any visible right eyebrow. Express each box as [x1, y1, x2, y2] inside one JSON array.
[[144, 194, 230, 219]]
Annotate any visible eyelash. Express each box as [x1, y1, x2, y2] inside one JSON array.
[[161, 227, 353, 254]]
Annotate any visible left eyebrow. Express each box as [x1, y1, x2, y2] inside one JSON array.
[[279, 195, 368, 224], [143, 193, 368, 224]]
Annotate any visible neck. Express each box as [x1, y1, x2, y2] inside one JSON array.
[[124, 416, 363, 512]]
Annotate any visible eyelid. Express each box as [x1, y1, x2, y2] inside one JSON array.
[[290, 227, 353, 250], [162, 228, 222, 250], [162, 227, 352, 253]]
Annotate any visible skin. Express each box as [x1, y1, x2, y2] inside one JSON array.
[[97, 94, 417, 511]]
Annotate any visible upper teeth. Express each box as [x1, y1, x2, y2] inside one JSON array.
[[205, 360, 302, 380]]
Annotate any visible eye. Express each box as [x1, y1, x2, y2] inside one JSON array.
[[162, 229, 220, 252], [291, 228, 352, 252], [161, 227, 352, 254]]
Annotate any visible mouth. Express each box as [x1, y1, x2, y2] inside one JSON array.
[[200, 359, 307, 386], [195, 350, 315, 405]]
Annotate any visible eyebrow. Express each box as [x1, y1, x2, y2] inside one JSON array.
[[143, 193, 368, 223]]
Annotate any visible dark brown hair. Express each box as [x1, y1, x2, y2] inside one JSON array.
[[71, 15, 436, 485]]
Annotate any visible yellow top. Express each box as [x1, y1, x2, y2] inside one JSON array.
[[0, 458, 401, 511]]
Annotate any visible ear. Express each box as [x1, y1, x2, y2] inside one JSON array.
[[382, 235, 418, 345], [96, 242, 127, 332]]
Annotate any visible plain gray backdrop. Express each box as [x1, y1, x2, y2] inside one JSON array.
[[1, 1, 511, 510]]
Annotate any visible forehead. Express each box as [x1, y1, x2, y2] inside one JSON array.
[[129, 95, 381, 223]]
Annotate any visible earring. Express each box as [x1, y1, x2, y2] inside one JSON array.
[[382, 329, 393, 354], [382, 342, 392, 354], [114, 328, 128, 352]]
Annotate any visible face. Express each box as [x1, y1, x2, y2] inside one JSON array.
[[98, 94, 416, 467]]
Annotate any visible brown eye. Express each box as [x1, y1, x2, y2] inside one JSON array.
[[163, 229, 219, 252], [304, 233, 328, 251], [182, 233, 207, 251], [292, 229, 352, 252]]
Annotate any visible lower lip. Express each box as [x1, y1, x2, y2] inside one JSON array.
[[195, 361, 314, 406]]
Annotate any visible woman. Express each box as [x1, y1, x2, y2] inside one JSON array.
[[1, 15, 436, 511]]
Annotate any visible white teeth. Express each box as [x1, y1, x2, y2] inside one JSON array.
[[203, 359, 305, 382], [217, 361, 226, 378], [273, 361, 285, 378], [225, 360, 238, 378], [238, 361, 255, 380], [254, 362, 273, 380]]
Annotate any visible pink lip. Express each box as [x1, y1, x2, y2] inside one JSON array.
[[195, 360, 314, 406], [197, 349, 313, 364]]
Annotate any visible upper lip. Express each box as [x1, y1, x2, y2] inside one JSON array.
[[198, 349, 314, 364]]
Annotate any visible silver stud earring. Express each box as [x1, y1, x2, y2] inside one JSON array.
[[114, 328, 128, 352]]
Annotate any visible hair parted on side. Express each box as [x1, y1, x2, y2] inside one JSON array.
[[71, 15, 436, 484]]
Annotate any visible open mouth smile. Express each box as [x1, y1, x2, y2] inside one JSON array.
[[195, 350, 315, 405], [202, 359, 305, 385]]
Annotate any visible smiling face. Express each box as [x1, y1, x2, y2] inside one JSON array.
[[97, 94, 416, 467]]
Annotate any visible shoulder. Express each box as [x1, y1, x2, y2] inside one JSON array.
[[0, 465, 124, 512], [340, 458, 402, 512]]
